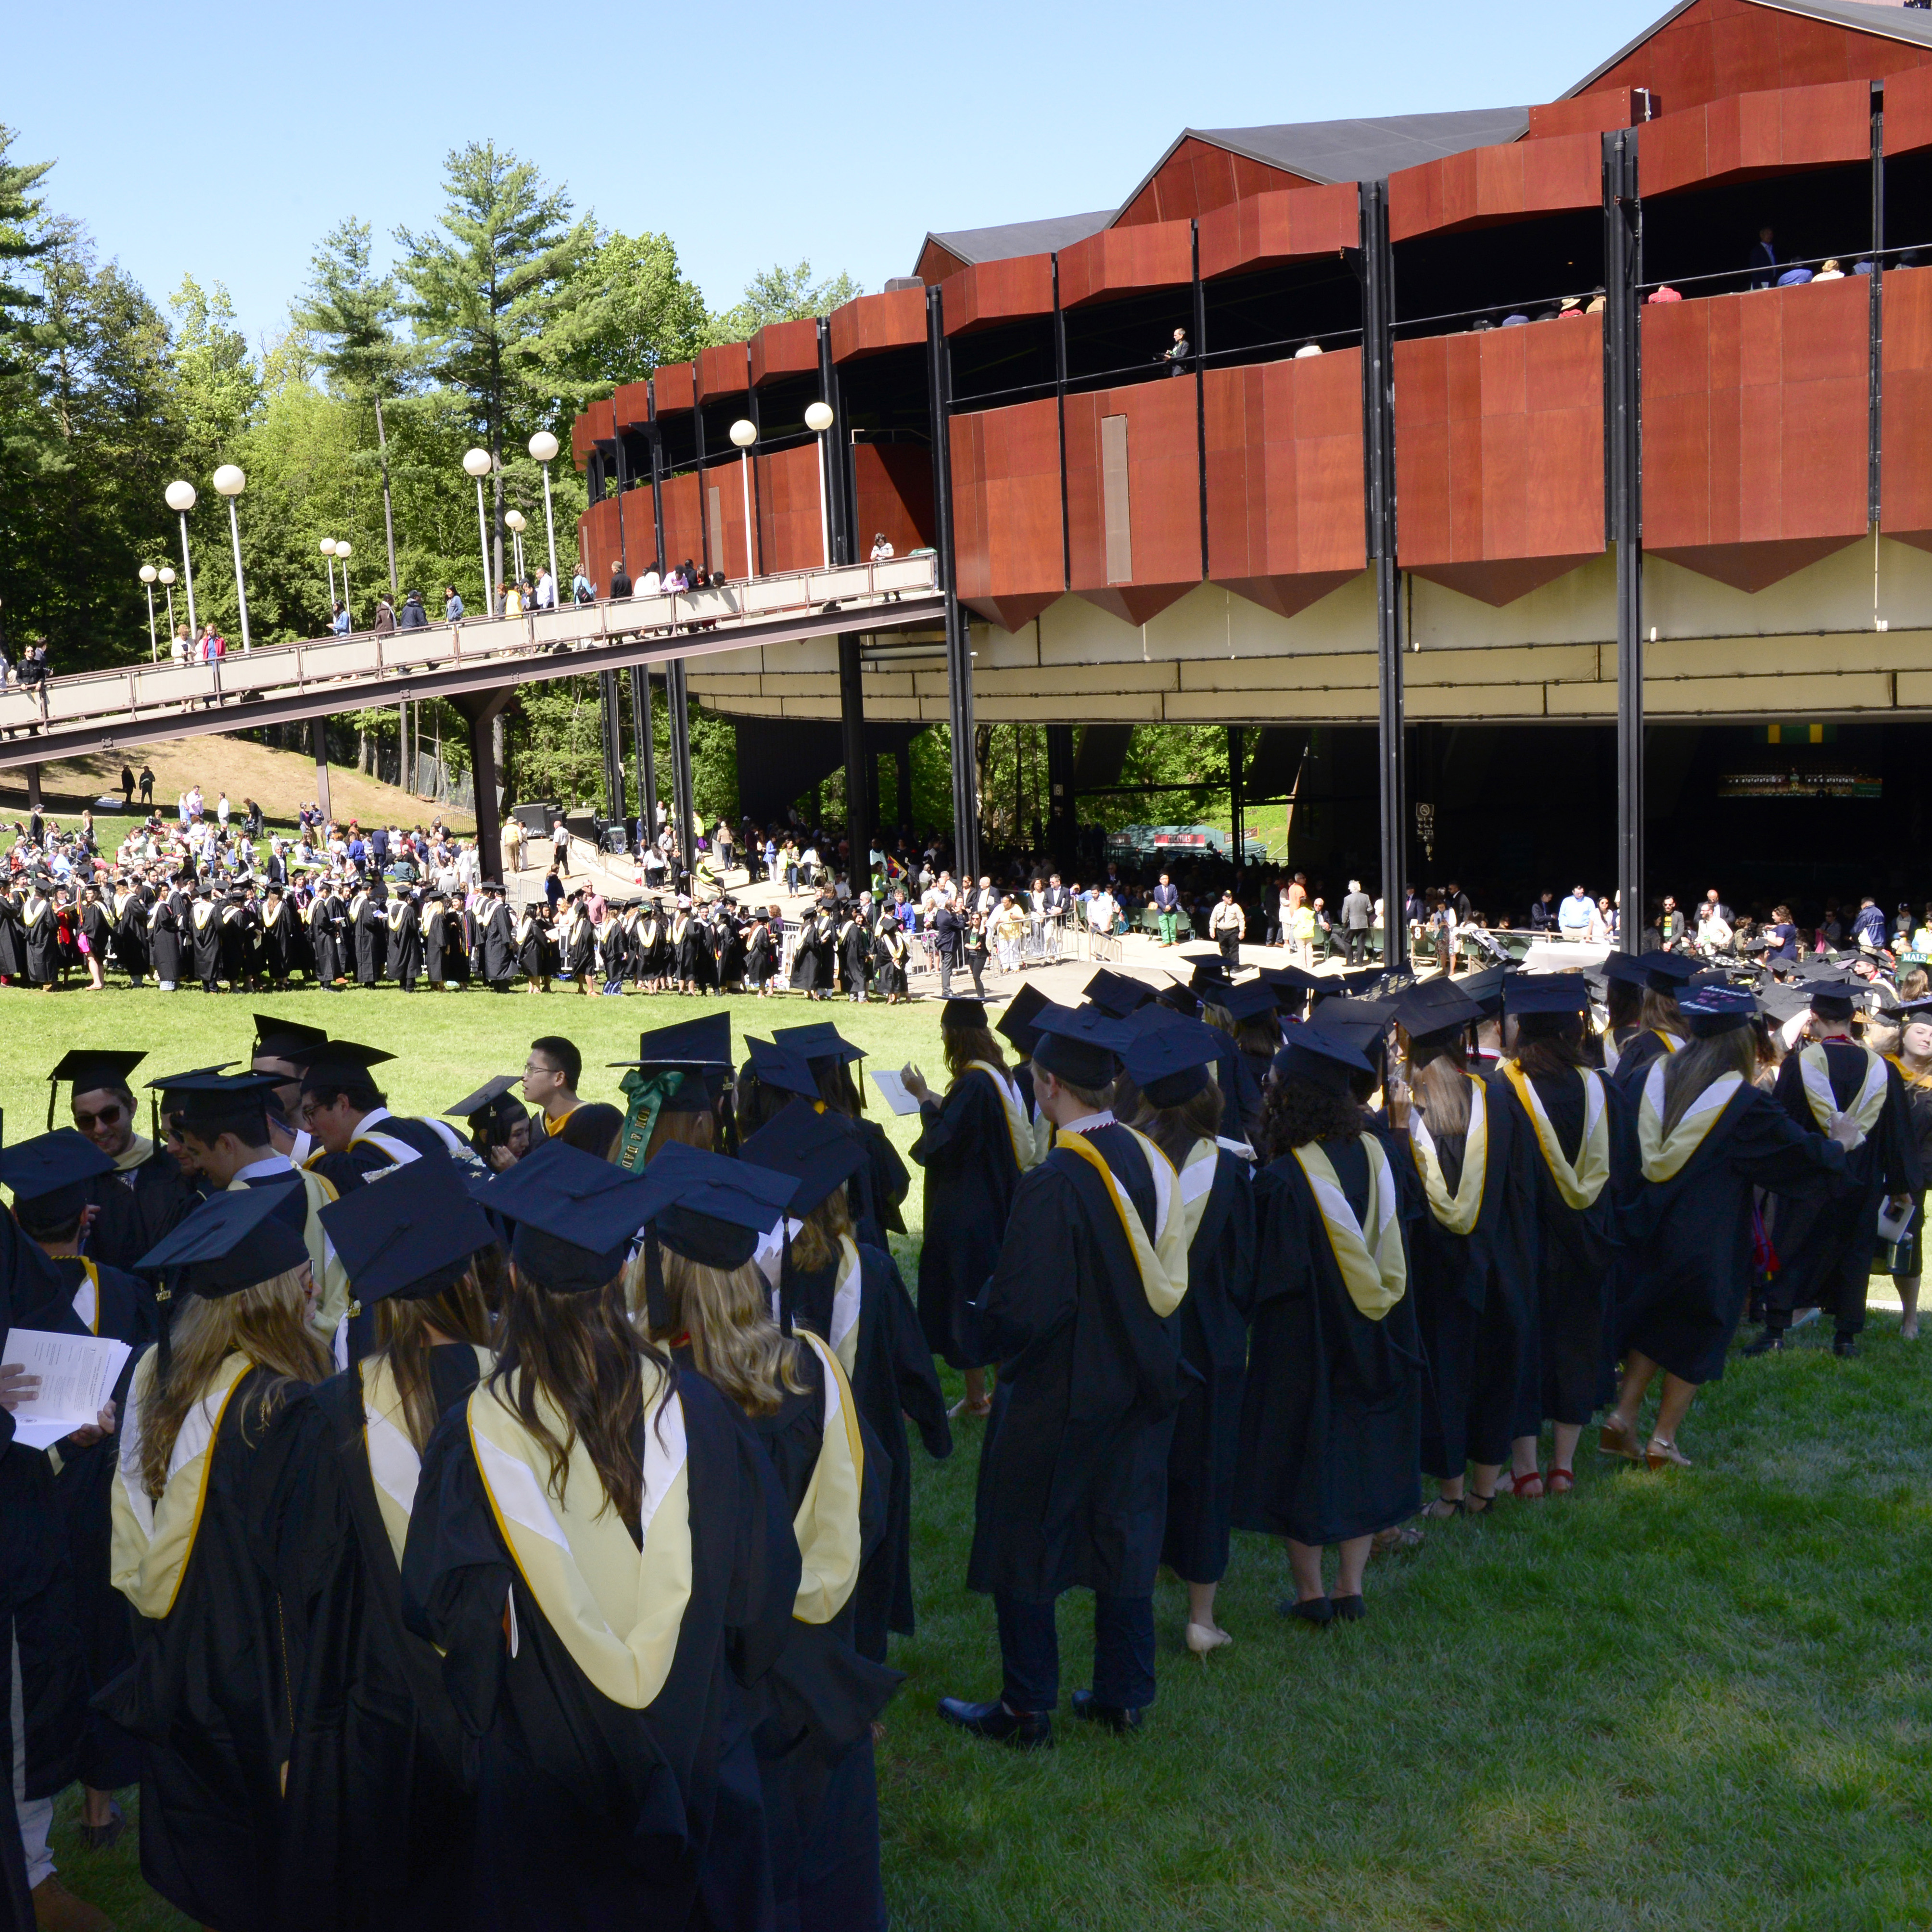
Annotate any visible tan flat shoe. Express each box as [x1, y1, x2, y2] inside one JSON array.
[[1645, 1436, 1692, 1470], [1598, 1414, 1643, 1462]]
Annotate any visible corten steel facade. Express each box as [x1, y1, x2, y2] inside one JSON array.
[[573, 0, 1932, 898]]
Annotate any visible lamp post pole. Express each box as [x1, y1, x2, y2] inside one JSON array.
[[463, 449, 494, 614], [729, 419, 757, 578], [322, 537, 339, 612], [335, 542, 353, 626], [139, 565, 159, 662], [506, 509, 526, 585], [213, 465, 252, 652], [804, 401, 835, 568], [159, 567, 177, 645], [529, 431, 561, 600], [165, 481, 199, 636]]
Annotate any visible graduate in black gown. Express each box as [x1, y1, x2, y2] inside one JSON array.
[[113, 884, 152, 987], [1606, 952, 1699, 1095], [634, 1144, 899, 1932], [1750, 964, 1921, 1355], [477, 883, 518, 989], [1605, 983, 1849, 1467], [386, 891, 423, 992], [102, 1187, 331, 1932], [773, 1022, 911, 1252], [400, 1142, 802, 1932], [267, 1158, 499, 1932], [1492, 973, 1631, 1493], [48, 1050, 193, 1275], [1235, 1028, 1423, 1626], [2, 1131, 159, 1849], [740, 1103, 952, 1661], [422, 890, 452, 989], [188, 886, 223, 991], [902, 997, 1040, 1416], [21, 880, 59, 990], [308, 885, 343, 988], [942, 1002, 1192, 1745], [1383, 984, 1527, 1516], [1120, 1017, 1257, 1656], [259, 884, 295, 989]]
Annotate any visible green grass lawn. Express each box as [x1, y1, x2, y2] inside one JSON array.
[[13, 983, 1932, 1931]]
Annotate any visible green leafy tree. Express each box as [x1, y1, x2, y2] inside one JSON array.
[[0, 123, 55, 365], [396, 142, 594, 600], [709, 260, 861, 345], [542, 228, 709, 408]]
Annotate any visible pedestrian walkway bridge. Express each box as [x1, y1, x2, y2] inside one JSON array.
[[0, 555, 942, 771]]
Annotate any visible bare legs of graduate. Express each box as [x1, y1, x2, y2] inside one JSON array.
[[1604, 1350, 1698, 1468], [1183, 1579, 1230, 1655], [1284, 1536, 1372, 1624], [1898, 1274, 1921, 1342]]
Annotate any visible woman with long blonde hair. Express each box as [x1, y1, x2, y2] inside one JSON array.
[[635, 1142, 897, 1932], [400, 1141, 800, 1931], [267, 1160, 500, 1929], [102, 1186, 330, 1932]]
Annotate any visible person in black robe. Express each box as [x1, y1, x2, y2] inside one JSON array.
[[218, 890, 254, 988], [1606, 984, 1849, 1466], [941, 1002, 1188, 1744], [874, 912, 909, 1004], [1235, 1028, 1424, 1627], [422, 892, 451, 988], [187, 886, 222, 992], [1751, 971, 1921, 1355], [22, 882, 60, 990], [1120, 1019, 1258, 1655], [789, 906, 828, 1000], [635, 1144, 899, 1930], [0, 883, 25, 983], [265, 1160, 499, 1932], [44, 1050, 193, 1275], [740, 1104, 953, 1661], [600, 902, 629, 993], [401, 1143, 803, 1932], [145, 886, 182, 991], [745, 912, 775, 995], [258, 886, 294, 988], [306, 886, 341, 988], [1883, 1000, 1932, 1339], [98, 1187, 331, 1932], [475, 883, 515, 989], [514, 902, 550, 992], [1606, 953, 1699, 1095], [351, 888, 384, 987], [902, 998, 1033, 1415], [387, 892, 423, 992], [671, 901, 706, 993], [839, 907, 872, 1004], [775, 1023, 911, 1251], [112, 886, 150, 987]]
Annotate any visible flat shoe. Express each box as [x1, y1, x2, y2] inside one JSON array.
[[1184, 1621, 1233, 1657], [1279, 1595, 1334, 1628], [1071, 1689, 1144, 1733], [76, 1799, 126, 1852], [1645, 1436, 1692, 1471], [937, 1696, 1054, 1749], [1330, 1594, 1367, 1622]]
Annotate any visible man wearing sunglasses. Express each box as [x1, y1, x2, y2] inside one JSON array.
[[47, 1050, 193, 1270]]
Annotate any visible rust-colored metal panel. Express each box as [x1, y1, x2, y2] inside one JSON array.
[[1198, 183, 1359, 280], [1881, 266, 1932, 553], [1057, 221, 1194, 308], [750, 319, 820, 388], [916, 239, 965, 283], [941, 254, 1055, 335], [653, 362, 696, 415], [953, 396, 1064, 629], [1064, 380, 1203, 623], [696, 344, 750, 404], [659, 471, 705, 572], [613, 381, 651, 433], [1640, 77, 1869, 196], [1391, 132, 1602, 242], [1576, 0, 1932, 116], [571, 412, 594, 471], [829, 288, 929, 363], [755, 443, 826, 575], [854, 443, 936, 557], [1643, 278, 1870, 590], [1116, 136, 1314, 228], [1395, 321, 1604, 605], [1204, 354, 1365, 617], [1884, 63, 1932, 156], [1525, 90, 1652, 140], [580, 498, 619, 574]]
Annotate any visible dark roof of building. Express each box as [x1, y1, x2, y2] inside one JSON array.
[[916, 209, 1114, 275], [1149, 108, 1534, 196], [1564, 0, 1932, 98]]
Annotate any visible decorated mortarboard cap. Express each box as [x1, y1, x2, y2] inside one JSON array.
[[940, 995, 991, 1030], [1031, 1002, 1131, 1088], [1637, 951, 1700, 994], [1125, 1018, 1221, 1108], [318, 1156, 497, 1306], [134, 1183, 310, 1298], [1272, 1027, 1374, 1095], [251, 1015, 329, 1061], [739, 1101, 866, 1217], [745, 1037, 823, 1102], [1338, 967, 1391, 997], [1218, 979, 1285, 1025], [994, 982, 1050, 1055], [774, 1022, 866, 1066], [1677, 982, 1758, 1037], [445, 1074, 523, 1120], [1081, 968, 1154, 1017], [639, 1142, 798, 1271], [483, 1139, 652, 1294], [1503, 974, 1592, 1018], [631, 1013, 734, 1070], [0, 1130, 115, 1223]]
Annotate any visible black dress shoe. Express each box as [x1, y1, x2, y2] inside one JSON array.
[[1071, 1690, 1144, 1733], [1330, 1594, 1367, 1622], [1742, 1329, 1784, 1356], [1278, 1595, 1334, 1627], [1833, 1334, 1860, 1358], [937, 1697, 1054, 1749]]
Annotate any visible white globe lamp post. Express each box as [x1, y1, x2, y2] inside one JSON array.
[[728, 418, 757, 577], [462, 448, 494, 614], [165, 480, 199, 636], [139, 564, 159, 662], [804, 400, 835, 569], [212, 464, 252, 652], [528, 430, 561, 597]]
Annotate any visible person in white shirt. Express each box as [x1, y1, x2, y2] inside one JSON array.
[[1695, 905, 1733, 954], [635, 561, 662, 598], [869, 533, 894, 562], [534, 567, 557, 609]]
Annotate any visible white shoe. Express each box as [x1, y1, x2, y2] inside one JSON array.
[[1185, 1621, 1233, 1657]]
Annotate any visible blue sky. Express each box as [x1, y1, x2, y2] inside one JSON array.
[[11, 0, 1667, 347]]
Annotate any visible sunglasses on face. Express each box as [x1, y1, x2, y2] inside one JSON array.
[[73, 1105, 126, 1130]]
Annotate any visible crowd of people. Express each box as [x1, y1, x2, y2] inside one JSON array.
[[2, 909, 1925, 1929]]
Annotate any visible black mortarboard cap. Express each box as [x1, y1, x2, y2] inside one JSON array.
[[1031, 1002, 1131, 1088], [639, 1142, 798, 1271], [739, 1101, 866, 1218], [445, 1074, 522, 1120], [994, 982, 1050, 1055], [484, 1139, 652, 1295], [134, 1183, 311, 1298], [46, 1049, 148, 1128], [318, 1155, 497, 1306], [1258, 964, 1323, 993], [293, 1040, 396, 1094], [1601, 953, 1649, 989], [1393, 984, 1483, 1037], [1455, 965, 1512, 1015], [774, 1022, 866, 1065], [1677, 983, 1758, 1037], [0, 1130, 115, 1223], [1216, 980, 1283, 1025], [251, 1015, 328, 1060], [632, 1013, 734, 1069], [1082, 968, 1154, 1017], [1156, 976, 1203, 1018], [1125, 1018, 1221, 1108], [1272, 1029, 1374, 1095], [940, 996, 991, 1030], [1503, 974, 1592, 1018], [745, 1037, 823, 1101], [1756, 980, 1814, 1024], [1637, 951, 1700, 994]]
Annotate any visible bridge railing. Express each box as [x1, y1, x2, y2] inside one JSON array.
[[0, 554, 938, 742]]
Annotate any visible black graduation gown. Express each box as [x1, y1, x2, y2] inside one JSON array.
[[114, 894, 151, 979], [910, 1070, 1023, 1370], [562, 910, 594, 981], [400, 1372, 802, 1932], [966, 1127, 1184, 1603], [189, 900, 222, 987], [733, 1347, 898, 1932], [95, 1368, 315, 1932], [354, 897, 384, 985], [1234, 1136, 1424, 1547], [789, 918, 826, 994], [476, 903, 513, 984], [1162, 1147, 1258, 1584], [0, 892, 24, 980], [1609, 1027, 1682, 1098], [149, 895, 184, 984], [786, 1244, 952, 1659], [84, 1149, 193, 1275], [852, 1117, 909, 1243], [269, 1346, 486, 1932], [1618, 1084, 1847, 1382], [260, 898, 294, 983], [839, 921, 870, 996], [308, 894, 341, 984], [48, 1257, 153, 1791], [422, 904, 449, 982], [23, 896, 59, 984], [219, 901, 253, 984], [1764, 1043, 1921, 1329], [388, 902, 423, 990], [515, 914, 548, 981]]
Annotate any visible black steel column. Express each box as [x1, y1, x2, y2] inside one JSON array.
[[1360, 179, 1404, 944], [1053, 254, 1071, 590], [630, 667, 656, 847], [693, 396, 711, 576], [666, 657, 695, 888], [928, 283, 979, 880], [599, 669, 624, 824], [839, 634, 869, 881], [648, 380, 667, 570], [817, 319, 852, 566], [1606, 128, 1644, 954], [1227, 725, 1245, 870], [1194, 220, 1209, 580], [1870, 81, 1885, 527], [611, 396, 628, 577], [455, 690, 511, 878], [1046, 724, 1076, 875]]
